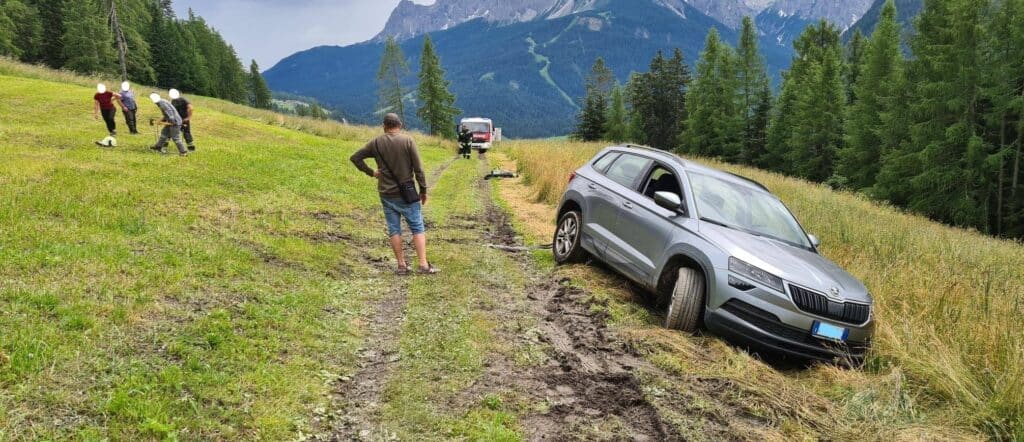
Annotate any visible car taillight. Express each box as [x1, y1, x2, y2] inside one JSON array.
[[568, 172, 577, 183]]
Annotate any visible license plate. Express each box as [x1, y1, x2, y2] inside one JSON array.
[[812, 321, 848, 342]]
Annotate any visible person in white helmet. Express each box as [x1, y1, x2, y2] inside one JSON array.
[[119, 81, 140, 135], [149, 92, 189, 156], [93, 83, 122, 137], [168, 89, 196, 151]]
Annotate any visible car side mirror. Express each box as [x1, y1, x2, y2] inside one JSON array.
[[654, 191, 682, 212], [808, 234, 821, 248]]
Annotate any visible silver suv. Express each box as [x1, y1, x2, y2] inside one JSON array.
[[553, 146, 874, 362]]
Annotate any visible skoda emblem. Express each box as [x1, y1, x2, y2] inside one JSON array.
[[829, 287, 843, 301]]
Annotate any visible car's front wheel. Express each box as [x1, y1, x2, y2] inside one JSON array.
[[553, 210, 587, 264], [665, 267, 705, 333]]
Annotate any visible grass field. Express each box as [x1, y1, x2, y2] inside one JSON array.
[[0, 62, 493, 439], [505, 140, 1024, 440], [0, 57, 1018, 440]]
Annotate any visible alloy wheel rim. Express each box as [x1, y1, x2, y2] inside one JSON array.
[[556, 216, 578, 257]]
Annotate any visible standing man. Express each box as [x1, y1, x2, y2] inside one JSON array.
[[93, 83, 121, 138], [148, 93, 189, 157], [350, 113, 439, 275], [169, 89, 196, 151], [458, 126, 472, 159], [119, 81, 140, 135]]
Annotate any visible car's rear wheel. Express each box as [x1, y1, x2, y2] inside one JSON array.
[[553, 210, 587, 264], [665, 267, 705, 333]]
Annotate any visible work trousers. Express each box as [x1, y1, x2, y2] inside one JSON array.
[[100, 108, 117, 135], [123, 107, 138, 134], [157, 125, 188, 154]]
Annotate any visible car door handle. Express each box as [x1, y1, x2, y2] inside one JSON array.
[[587, 183, 597, 190], [623, 201, 634, 210]]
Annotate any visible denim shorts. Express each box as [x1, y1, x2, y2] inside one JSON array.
[[381, 197, 425, 237]]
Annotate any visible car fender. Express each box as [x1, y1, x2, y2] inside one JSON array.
[[653, 240, 718, 296]]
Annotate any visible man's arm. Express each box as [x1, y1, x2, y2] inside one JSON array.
[[350, 142, 378, 177], [185, 103, 194, 122], [409, 141, 428, 194]]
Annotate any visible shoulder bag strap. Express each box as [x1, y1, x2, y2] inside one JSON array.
[[373, 138, 397, 180]]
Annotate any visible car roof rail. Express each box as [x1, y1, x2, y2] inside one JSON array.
[[621, 144, 688, 165]]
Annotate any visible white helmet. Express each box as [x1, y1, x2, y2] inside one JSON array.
[[150, 93, 162, 104], [97, 83, 107, 94], [168, 89, 181, 99], [121, 81, 131, 92]]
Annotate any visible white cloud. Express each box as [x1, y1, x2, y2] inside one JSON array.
[[174, 0, 435, 69]]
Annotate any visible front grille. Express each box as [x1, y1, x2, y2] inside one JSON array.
[[789, 285, 870, 325], [721, 299, 868, 352]]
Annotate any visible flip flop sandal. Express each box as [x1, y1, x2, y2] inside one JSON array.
[[418, 264, 440, 275], [395, 266, 411, 276]]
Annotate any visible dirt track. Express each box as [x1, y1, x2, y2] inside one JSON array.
[[308, 157, 764, 440]]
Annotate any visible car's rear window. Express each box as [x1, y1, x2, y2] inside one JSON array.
[[592, 152, 620, 173], [604, 154, 651, 189]]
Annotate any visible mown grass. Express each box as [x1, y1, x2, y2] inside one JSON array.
[[0, 65, 457, 439], [505, 140, 1023, 439], [381, 158, 525, 440]]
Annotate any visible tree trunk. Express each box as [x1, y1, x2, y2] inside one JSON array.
[[109, 1, 128, 81], [997, 114, 1006, 235]]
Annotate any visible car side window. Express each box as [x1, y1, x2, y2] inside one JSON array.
[[604, 154, 652, 189], [592, 152, 620, 173], [641, 165, 683, 201]]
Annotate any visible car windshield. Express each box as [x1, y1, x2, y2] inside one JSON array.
[[464, 123, 490, 133], [688, 172, 811, 249]]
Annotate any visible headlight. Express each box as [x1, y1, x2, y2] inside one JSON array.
[[729, 257, 784, 293]]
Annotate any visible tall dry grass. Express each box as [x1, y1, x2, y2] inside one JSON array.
[[506, 140, 1024, 439]]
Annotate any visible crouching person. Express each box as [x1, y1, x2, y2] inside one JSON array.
[[148, 93, 188, 156], [350, 113, 439, 275]]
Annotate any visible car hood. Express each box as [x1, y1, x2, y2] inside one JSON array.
[[700, 222, 871, 304]]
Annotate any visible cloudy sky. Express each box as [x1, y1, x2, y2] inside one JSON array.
[[174, 0, 435, 70]]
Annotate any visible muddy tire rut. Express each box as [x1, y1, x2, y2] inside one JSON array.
[[474, 169, 682, 441]]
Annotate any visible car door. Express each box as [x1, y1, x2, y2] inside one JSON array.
[[611, 163, 686, 283], [594, 154, 653, 279], [579, 152, 624, 257]]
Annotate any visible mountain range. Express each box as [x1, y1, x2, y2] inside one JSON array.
[[264, 0, 886, 138]]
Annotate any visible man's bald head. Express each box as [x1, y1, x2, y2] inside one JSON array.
[[383, 113, 403, 130]]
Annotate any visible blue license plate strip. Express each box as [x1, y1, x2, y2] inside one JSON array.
[[812, 321, 849, 342]]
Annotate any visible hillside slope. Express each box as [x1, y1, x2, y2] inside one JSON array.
[[0, 62, 464, 439], [506, 140, 1024, 440]]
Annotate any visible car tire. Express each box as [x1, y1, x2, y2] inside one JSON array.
[[553, 210, 587, 264], [665, 267, 705, 333]]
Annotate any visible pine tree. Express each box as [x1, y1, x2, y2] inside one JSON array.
[[838, 0, 904, 191], [30, 0, 67, 67], [0, 4, 17, 58], [767, 20, 845, 181], [736, 16, 772, 166], [249, 60, 273, 109], [877, 0, 991, 228], [845, 30, 867, 104], [416, 35, 460, 138], [627, 49, 690, 150], [604, 85, 629, 142], [981, 0, 1024, 236], [377, 36, 410, 122], [8, 0, 43, 62], [573, 58, 614, 141], [682, 28, 742, 159], [61, 0, 117, 75]]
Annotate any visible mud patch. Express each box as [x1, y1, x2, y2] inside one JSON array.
[[460, 170, 682, 441]]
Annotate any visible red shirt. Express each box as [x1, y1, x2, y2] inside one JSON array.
[[94, 92, 116, 110]]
